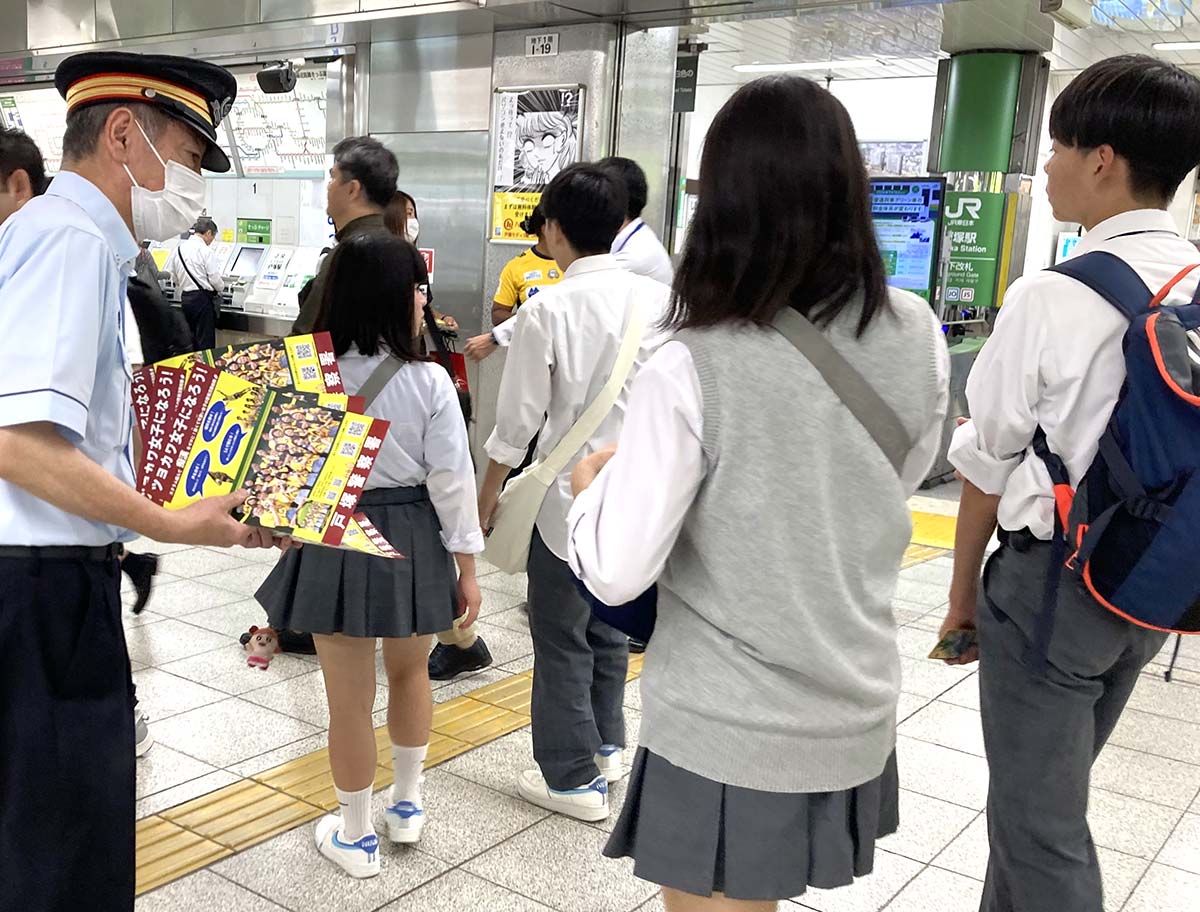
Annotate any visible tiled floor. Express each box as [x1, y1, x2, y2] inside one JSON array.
[[127, 535, 1200, 912]]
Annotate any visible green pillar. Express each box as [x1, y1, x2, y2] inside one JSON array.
[[937, 53, 1025, 173]]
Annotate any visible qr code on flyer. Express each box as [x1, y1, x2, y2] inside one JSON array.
[[299, 365, 319, 382], [294, 343, 314, 359], [347, 420, 368, 437], [339, 441, 358, 457]]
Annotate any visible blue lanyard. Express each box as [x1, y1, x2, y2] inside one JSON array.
[[614, 221, 645, 254]]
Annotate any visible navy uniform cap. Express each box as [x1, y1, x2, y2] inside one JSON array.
[[55, 51, 237, 173]]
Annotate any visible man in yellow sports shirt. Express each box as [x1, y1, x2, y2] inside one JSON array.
[[465, 205, 563, 362]]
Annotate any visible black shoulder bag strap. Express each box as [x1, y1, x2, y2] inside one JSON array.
[[177, 246, 210, 293], [771, 305, 915, 475]]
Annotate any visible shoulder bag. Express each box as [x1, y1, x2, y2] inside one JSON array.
[[484, 303, 647, 574]]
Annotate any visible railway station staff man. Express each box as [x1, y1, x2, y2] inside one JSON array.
[[0, 51, 278, 912]]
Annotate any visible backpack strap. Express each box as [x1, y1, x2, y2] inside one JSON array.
[[1048, 251, 1153, 321]]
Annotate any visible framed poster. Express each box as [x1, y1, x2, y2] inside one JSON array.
[[490, 84, 585, 244]]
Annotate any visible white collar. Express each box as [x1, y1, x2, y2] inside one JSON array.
[[1075, 209, 1179, 256], [564, 254, 620, 278]]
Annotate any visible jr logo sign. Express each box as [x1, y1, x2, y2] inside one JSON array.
[[945, 196, 982, 221]]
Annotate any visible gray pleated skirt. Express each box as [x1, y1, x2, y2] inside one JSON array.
[[605, 747, 900, 902], [255, 486, 457, 639]]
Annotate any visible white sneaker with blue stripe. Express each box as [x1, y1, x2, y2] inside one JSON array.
[[385, 800, 425, 844], [517, 768, 609, 822], [314, 814, 380, 879], [595, 745, 625, 782]]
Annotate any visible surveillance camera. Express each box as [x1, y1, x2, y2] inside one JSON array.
[[257, 62, 297, 94]]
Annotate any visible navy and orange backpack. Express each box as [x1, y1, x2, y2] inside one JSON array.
[[1033, 250, 1200, 675]]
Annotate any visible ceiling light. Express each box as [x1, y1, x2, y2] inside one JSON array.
[[732, 58, 882, 73], [1153, 40, 1200, 50]]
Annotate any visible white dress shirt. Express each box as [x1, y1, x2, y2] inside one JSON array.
[[485, 254, 673, 561], [567, 328, 949, 605], [611, 218, 674, 286], [338, 348, 484, 555], [124, 298, 143, 366], [949, 208, 1200, 539], [168, 234, 225, 294]]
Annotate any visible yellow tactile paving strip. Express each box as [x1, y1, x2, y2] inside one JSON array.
[[133, 537, 953, 897], [911, 510, 958, 551], [135, 652, 646, 896]]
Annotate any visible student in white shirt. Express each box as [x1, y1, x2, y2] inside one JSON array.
[[255, 233, 484, 880], [940, 56, 1200, 912], [166, 215, 225, 349], [599, 156, 673, 286], [478, 164, 672, 822]]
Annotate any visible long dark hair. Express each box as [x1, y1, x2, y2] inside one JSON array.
[[315, 234, 422, 361], [670, 76, 888, 337], [384, 190, 417, 237]]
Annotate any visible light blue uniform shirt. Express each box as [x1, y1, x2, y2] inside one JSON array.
[[0, 172, 139, 545]]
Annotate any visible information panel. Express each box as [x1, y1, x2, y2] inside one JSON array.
[[0, 86, 66, 174], [217, 66, 328, 178], [870, 178, 946, 303]]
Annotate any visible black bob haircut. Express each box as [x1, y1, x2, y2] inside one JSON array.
[[539, 164, 627, 256], [314, 233, 423, 362], [332, 136, 399, 210], [1050, 55, 1200, 204], [0, 127, 47, 196], [670, 75, 888, 338], [598, 156, 648, 220]]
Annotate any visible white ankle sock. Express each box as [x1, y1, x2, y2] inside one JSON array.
[[335, 785, 374, 842], [390, 743, 428, 806]]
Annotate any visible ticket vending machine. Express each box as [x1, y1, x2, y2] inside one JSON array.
[[271, 246, 323, 321], [223, 243, 269, 311], [242, 245, 296, 314]]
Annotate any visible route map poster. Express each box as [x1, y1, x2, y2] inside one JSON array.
[[217, 66, 328, 178], [490, 85, 584, 243]]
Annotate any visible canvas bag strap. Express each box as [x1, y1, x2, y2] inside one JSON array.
[[358, 355, 405, 409], [535, 303, 647, 480], [771, 305, 913, 474]]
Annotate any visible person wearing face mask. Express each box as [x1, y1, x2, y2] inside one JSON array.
[[0, 52, 283, 912], [383, 189, 458, 332], [166, 215, 225, 349]]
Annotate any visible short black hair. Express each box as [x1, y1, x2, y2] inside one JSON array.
[[1051, 55, 1200, 203], [193, 217, 217, 235], [315, 233, 422, 362], [671, 75, 888, 337], [61, 101, 167, 164], [0, 127, 47, 196], [332, 136, 399, 209], [519, 203, 546, 237], [539, 164, 627, 256], [598, 157, 648, 220]]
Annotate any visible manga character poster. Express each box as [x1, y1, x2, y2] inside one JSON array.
[[490, 85, 584, 243]]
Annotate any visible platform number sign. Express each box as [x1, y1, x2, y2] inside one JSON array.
[[525, 33, 559, 58]]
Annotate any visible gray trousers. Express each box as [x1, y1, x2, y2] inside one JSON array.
[[978, 540, 1167, 912], [527, 528, 628, 790]]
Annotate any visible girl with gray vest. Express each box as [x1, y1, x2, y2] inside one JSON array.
[[567, 76, 949, 911]]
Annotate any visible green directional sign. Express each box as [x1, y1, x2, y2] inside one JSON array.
[[236, 218, 272, 244], [943, 191, 1005, 310]]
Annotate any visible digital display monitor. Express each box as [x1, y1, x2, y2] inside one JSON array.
[[870, 178, 946, 303], [228, 245, 267, 279]]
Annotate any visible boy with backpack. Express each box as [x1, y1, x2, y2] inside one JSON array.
[[940, 55, 1200, 912]]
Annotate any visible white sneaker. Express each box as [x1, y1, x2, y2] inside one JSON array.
[[595, 745, 625, 783], [517, 769, 609, 822], [135, 712, 154, 758], [314, 814, 380, 879], [385, 800, 425, 844]]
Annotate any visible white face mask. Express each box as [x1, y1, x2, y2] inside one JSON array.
[[123, 120, 207, 242], [406, 218, 420, 244]]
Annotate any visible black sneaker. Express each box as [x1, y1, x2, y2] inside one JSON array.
[[122, 552, 159, 615], [628, 638, 647, 654], [239, 628, 317, 655], [428, 638, 494, 681], [278, 629, 317, 655]]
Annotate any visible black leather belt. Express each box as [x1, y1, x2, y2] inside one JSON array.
[[998, 528, 1048, 552], [0, 544, 122, 562]]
